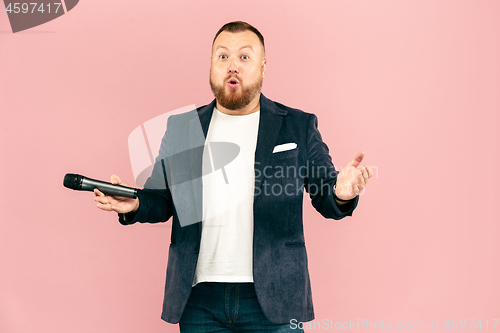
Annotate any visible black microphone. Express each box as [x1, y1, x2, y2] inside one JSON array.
[[63, 173, 138, 199]]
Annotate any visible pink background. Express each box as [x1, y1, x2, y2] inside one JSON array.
[[1, 0, 499, 332]]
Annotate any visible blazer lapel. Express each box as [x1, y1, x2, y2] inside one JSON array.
[[188, 100, 215, 242], [189, 100, 216, 181], [198, 99, 216, 138], [254, 94, 287, 190]]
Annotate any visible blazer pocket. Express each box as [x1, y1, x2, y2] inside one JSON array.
[[271, 148, 298, 160]]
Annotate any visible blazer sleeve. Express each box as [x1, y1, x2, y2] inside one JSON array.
[[118, 119, 175, 225], [304, 113, 358, 219]]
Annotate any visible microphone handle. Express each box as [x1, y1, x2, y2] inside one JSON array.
[[81, 177, 138, 199]]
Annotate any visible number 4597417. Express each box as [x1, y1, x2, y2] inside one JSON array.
[[5, 3, 62, 14], [443, 319, 499, 330]]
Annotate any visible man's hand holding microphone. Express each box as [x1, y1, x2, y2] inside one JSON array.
[[93, 175, 140, 214]]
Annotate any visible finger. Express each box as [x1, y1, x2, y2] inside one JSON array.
[[96, 202, 113, 211], [346, 151, 365, 168], [94, 195, 109, 204], [94, 188, 105, 197], [110, 174, 131, 187], [366, 165, 373, 178], [361, 166, 369, 182], [357, 170, 365, 186], [111, 174, 122, 185]]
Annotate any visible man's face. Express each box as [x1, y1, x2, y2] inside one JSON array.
[[210, 30, 266, 111]]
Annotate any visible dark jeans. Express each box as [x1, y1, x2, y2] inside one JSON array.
[[178, 282, 303, 332]]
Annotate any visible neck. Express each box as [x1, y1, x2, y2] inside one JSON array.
[[216, 94, 261, 116]]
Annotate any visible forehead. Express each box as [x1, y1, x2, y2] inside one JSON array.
[[212, 30, 263, 54]]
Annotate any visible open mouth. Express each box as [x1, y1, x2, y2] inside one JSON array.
[[227, 78, 240, 89]]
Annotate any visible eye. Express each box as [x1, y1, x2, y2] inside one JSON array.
[[219, 54, 227, 60], [241, 55, 249, 60]]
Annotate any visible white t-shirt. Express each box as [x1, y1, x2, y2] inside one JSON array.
[[192, 107, 260, 286]]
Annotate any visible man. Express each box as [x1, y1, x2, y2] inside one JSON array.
[[94, 21, 373, 332]]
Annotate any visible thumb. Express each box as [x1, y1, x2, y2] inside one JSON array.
[[346, 151, 365, 168], [111, 174, 131, 187], [110, 174, 122, 185]]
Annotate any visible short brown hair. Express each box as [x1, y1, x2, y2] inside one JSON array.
[[213, 21, 265, 53]]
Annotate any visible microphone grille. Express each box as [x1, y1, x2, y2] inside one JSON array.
[[63, 173, 83, 190]]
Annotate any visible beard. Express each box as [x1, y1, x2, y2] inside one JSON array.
[[210, 72, 263, 110]]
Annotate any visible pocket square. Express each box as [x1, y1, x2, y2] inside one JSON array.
[[273, 143, 297, 153]]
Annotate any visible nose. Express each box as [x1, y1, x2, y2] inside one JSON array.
[[228, 58, 239, 74]]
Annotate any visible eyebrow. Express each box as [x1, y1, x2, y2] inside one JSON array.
[[215, 45, 254, 52]]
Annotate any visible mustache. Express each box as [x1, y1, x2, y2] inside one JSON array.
[[225, 75, 241, 82]]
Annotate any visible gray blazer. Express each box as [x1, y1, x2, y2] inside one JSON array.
[[119, 93, 358, 324]]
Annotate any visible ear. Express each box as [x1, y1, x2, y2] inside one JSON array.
[[261, 58, 267, 79]]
